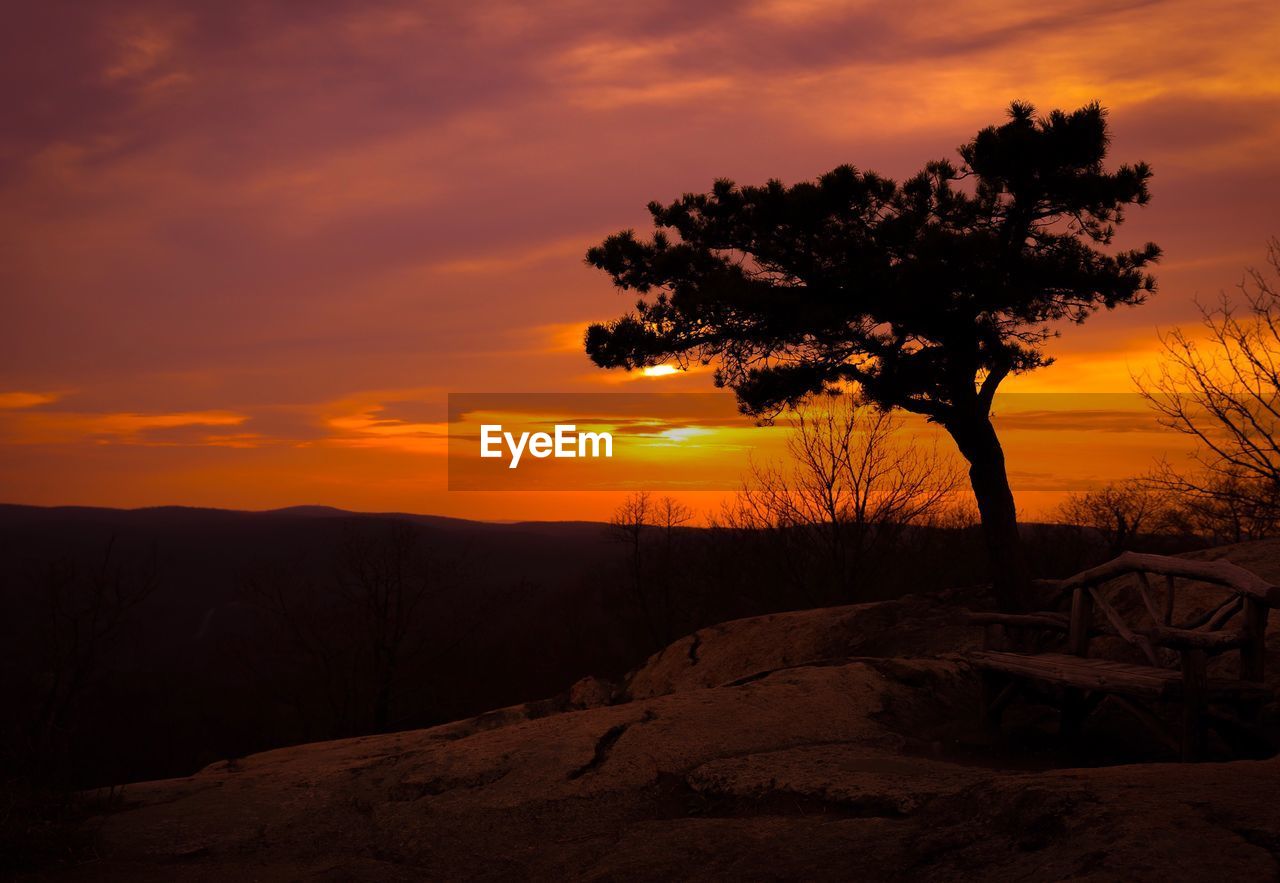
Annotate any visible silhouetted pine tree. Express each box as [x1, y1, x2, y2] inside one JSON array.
[[585, 102, 1159, 609]]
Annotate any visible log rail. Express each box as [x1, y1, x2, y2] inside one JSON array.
[[968, 552, 1280, 761]]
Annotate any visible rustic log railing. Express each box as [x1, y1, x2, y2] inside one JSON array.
[[968, 552, 1280, 761]]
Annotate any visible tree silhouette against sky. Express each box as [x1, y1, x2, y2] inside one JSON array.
[[585, 102, 1160, 609]]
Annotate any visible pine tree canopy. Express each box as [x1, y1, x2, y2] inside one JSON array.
[[585, 101, 1160, 424]]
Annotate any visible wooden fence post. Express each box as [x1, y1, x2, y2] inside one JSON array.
[[1181, 648, 1208, 762], [1068, 587, 1092, 657], [1241, 597, 1269, 682]]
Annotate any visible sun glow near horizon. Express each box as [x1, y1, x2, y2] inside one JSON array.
[[1, 0, 1277, 520]]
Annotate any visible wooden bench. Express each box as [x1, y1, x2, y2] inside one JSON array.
[[968, 552, 1280, 761]]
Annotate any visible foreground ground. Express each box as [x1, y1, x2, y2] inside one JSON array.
[[29, 540, 1280, 881]]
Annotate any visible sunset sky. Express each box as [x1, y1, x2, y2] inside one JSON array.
[[2, 0, 1278, 521]]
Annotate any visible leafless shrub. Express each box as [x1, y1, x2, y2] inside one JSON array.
[[1056, 479, 1174, 555], [28, 537, 156, 769], [243, 520, 460, 734], [1138, 237, 1280, 541], [719, 394, 965, 604], [607, 492, 695, 650]]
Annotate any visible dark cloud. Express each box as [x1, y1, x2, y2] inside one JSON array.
[[2, 0, 1277, 512]]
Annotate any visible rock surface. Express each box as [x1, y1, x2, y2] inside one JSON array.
[[30, 540, 1280, 881]]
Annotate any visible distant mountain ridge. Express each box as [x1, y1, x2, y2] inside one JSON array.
[[0, 501, 609, 530], [0, 501, 630, 789]]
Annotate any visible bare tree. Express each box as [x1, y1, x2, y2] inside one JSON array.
[[608, 491, 651, 580], [241, 558, 354, 734], [656, 496, 694, 536], [607, 492, 695, 650], [28, 537, 156, 771], [1138, 238, 1280, 541], [1149, 463, 1280, 545], [335, 522, 446, 731], [244, 520, 457, 735], [1056, 479, 1171, 555], [722, 394, 964, 603]]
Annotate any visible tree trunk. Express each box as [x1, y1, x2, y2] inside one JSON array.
[[946, 413, 1031, 612]]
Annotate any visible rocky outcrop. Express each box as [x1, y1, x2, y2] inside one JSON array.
[[50, 650, 1280, 881], [36, 541, 1280, 880], [624, 586, 989, 700], [58, 658, 974, 880]]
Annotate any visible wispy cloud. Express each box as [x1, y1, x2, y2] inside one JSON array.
[[0, 391, 63, 409], [0, 408, 246, 445], [1, 0, 1276, 513]]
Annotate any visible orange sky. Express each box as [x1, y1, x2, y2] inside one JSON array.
[[2, 0, 1278, 522]]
